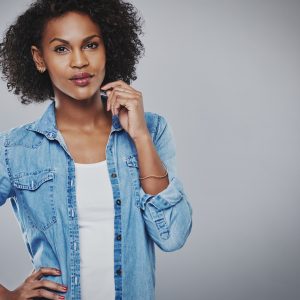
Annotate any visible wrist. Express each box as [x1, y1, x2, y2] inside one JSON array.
[[132, 131, 152, 144]]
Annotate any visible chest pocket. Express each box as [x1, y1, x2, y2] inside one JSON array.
[[125, 153, 144, 210], [125, 153, 139, 182], [125, 153, 140, 179], [12, 169, 57, 231]]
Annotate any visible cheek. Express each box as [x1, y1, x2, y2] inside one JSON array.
[[96, 59, 105, 70], [47, 70, 65, 87], [95, 55, 106, 77], [46, 61, 69, 81], [94, 48, 106, 67]]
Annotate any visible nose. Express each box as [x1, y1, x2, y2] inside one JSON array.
[[70, 48, 89, 68]]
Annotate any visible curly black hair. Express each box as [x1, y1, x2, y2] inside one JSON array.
[[0, 0, 145, 105]]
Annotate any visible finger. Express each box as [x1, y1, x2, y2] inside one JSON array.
[[113, 87, 134, 94], [113, 96, 136, 115], [29, 287, 64, 299], [101, 80, 135, 92], [106, 90, 111, 111], [114, 98, 124, 115], [112, 89, 139, 98], [112, 92, 126, 115], [112, 91, 140, 114], [105, 89, 114, 112], [101, 80, 125, 90], [110, 89, 127, 115], [113, 87, 142, 101], [112, 90, 135, 114], [32, 279, 68, 294], [30, 267, 61, 281], [108, 89, 117, 115], [107, 86, 140, 113], [112, 90, 139, 106]]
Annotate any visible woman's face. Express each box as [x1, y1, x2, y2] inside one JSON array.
[[31, 11, 106, 101]]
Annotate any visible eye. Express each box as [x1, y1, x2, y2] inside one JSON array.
[[53, 42, 99, 54], [54, 46, 68, 54], [85, 42, 99, 49]]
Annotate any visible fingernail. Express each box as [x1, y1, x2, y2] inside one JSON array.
[[59, 296, 65, 299], [56, 269, 61, 274]]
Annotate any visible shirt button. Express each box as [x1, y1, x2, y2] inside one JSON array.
[[116, 268, 122, 276], [111, 173, 117, 178], [116, 199, 121, 205], [116, 234, 122, 241]]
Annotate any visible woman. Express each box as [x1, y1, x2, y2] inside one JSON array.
[[0, 0, 193, 299]]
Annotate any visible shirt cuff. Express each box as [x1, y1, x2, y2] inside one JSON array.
[[137, 176, 185, 211]]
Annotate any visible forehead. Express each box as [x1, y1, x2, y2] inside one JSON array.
[[42, 11, 101, 42]]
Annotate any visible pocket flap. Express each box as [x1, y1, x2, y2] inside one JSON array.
[[13, 170, 55, 190], [125, 154, 139, 168]]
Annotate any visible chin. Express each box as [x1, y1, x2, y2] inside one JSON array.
[[67, 88, 100, 101]]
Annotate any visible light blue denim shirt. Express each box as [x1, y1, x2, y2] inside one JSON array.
[[0, 100, 193, 300]]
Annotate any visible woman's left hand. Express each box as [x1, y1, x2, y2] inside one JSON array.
[[101, 80, 150, 141]]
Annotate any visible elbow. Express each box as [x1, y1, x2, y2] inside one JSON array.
[[156, 218, 193, 252]]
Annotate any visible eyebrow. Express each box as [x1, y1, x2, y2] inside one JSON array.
[[49, 34, 102, 44]]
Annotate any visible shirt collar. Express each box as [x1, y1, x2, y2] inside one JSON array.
[[25, 100, 123, 140]]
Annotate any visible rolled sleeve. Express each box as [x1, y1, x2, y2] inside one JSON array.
[[138, 114, 193, 252], [138, 176, 184, 211]]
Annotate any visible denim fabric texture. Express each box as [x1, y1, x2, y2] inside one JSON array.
[[0, 100, 193, 299]]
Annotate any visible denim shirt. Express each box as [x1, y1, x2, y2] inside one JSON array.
[[0, 100, 193, 300]]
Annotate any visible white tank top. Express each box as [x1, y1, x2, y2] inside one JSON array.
[[74, 159, 115, 299]]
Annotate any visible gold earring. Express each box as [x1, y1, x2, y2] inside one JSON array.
[[37, 66, 46, 73]]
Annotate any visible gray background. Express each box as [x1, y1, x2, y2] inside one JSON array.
[[1, 0, 300, 299]]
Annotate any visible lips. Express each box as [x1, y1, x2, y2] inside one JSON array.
[[70, 72, 93, 80], [69, 72, 94, 87]]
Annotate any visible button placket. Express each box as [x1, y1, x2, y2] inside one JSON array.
[[106, 137, 122, 298], [116, 268, 122, 276]]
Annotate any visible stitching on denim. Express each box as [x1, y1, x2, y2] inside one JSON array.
[[3, 133, 17, 198]]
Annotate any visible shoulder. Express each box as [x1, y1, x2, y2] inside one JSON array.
[[0, 131, 7, 156], [0, 121, 37, 146], [144, 111, 176, 158], [144, 111, 169, 137]]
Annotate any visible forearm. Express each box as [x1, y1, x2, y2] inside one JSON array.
[[133, 115, 193, 252], [133, 133, 169, 195]]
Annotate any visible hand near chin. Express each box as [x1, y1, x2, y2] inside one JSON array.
[[101, 80, 150, 141]]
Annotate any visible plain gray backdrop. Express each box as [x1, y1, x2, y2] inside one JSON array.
[[1, 1, 300, 299]]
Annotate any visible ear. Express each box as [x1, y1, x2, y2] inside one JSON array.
[[31, 45, 46, 70]]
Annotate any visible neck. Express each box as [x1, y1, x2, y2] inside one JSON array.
[[54, 91, 112, 133]]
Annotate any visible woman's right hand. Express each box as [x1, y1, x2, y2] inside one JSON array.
[[5, 267, 67, 300]]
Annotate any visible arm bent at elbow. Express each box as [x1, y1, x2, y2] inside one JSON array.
[[137, 114, 193, 251], [139, 175, 193, 252]]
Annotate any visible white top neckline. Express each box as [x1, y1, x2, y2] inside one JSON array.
[[74, 160, 107, 167]]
